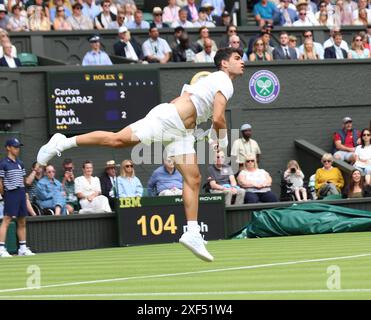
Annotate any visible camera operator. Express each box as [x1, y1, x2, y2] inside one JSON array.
[[284, 160, 307, 201], [61, 158, 78, 214]]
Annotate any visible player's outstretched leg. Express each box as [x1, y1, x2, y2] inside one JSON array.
[[37, 127, 139, 166], [175, 154, 214, 262]]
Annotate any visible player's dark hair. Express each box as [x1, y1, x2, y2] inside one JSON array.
[[214, 47, 242, 70]]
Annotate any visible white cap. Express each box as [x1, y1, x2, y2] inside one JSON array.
[[240, 123, 252, 131], [118, 26, 128, 33], [0, 4, 7, 13]]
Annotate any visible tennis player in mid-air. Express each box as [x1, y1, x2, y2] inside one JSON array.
[[37, 47, 245, 262]]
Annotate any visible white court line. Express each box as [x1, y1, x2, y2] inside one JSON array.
[[0, 253, 370, 294], [1, 289, 371, 299]]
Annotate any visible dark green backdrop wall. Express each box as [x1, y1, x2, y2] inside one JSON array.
[[0, 60, 370, 194]]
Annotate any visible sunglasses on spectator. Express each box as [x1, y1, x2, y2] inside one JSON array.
[[355, 38, 362, 42], [125, 164, 134, 168], [256, 42, 264, 45], [64, 166, 73, 170], [217, 156, 225, 159], [304, 34, 312, 37], [300, 12, 307, 16], [246, 159, 255, 163], [323, 160, 332, 163], [363, 133, 371, 136], [229, 29, 237, 33]]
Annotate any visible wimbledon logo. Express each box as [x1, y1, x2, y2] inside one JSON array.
[[249, 70, 280, 104]]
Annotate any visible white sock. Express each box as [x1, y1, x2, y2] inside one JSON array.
[[58, 136, 77, 152], [19, 241, 26, 251], [187, 221, 200, 233]]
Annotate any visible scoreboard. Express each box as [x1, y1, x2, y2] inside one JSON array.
[[47, 69, 160, 135]]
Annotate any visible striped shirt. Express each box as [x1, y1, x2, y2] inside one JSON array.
[[0, 157, 26, 191]]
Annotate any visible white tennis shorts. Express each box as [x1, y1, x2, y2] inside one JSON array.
[[129, 103, 196, 157]]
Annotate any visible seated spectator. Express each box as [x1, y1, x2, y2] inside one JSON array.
[[284, 160, 308, 201], [26, 161, 44, 202], [142, 26, 172, 64], [333, 116, 360, 163], [293, 7, 318, 26], [150, 7, 169, 29], [352, 8, 369, 26], [231, 123, 261, 170], [299, 30, 324, 59], [201, 0, 225, 19], [253, 0, 278, 27], [172, 32, 198, 62], [53, 5, 72, 30], [342, 169, 371, 198], [0, 41, 21, 67], [0, 33, 16, 58], [66, 2, 93, 30], [315, 1, 334, 27], [114, 26, 143, 62], [108, 10, 126, 29], [237, 154, 278, 204], [194, 37, 216, 63], [95, 0, 116, 30], [61, 158, 78, 214], [215, 10, 231, 27], [126, 9, 149, 29], [7, 5, 29, 31], [249, 37, 272, 61], [122, 2, 135, 26], [29, 5, 51, 31], [163, 0, 180, 25], [49, 0, 71, 22], [170, 26, 185, 49], [354, 128, 371, 184], [325, 32, 348, 59], [317, 10, 333, 28], [147, 158, 183, 196], [193, 7, 215, 27], [229, 35, 248, 61], [75, 160, 112, 213], [100, 160, 117, 209], [220, 24, 246, 49], [36, 164, 67, 215], [117, 160, 143, 197], [246, 23, 273, 56], [315, 153, 344, 198], [299, 38, 319, 60], [323, 28, 349, 54], [273, 31, 298, 60], [0, 5, 9, 30], [184, 0, 199, 23], [208, 151, 245, 206], [359, 31, 371, 51], [333, 0, 353, 26], [82, 34, 112, 66], [352, 0, 371, 23], [288, 35, 300, 58], [171, 8, 194, 28], [196, 27, 217, 52], [278, 0, 298, 26], [82, 0, 101, 22], [348, 34, 371, 59]]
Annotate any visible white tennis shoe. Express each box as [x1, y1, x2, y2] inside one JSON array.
[[0, 248, 12, 258], [179, 231, 214, 262], [18, 247, 35, 256], [37, 133, 66, 166]]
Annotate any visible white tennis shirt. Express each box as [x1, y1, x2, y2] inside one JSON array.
[[181, 71, 234, 125]]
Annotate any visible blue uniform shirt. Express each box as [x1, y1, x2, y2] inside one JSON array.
[[0, 157, 26, 191], [82, 50, 113, 66]]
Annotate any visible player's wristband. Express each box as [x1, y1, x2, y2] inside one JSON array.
[[218, 135, 228, 148]]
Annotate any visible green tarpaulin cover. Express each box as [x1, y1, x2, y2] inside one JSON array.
[[233, 203, 371, 239]]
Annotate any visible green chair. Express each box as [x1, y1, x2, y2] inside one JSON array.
[[17, 53, 38, 66]]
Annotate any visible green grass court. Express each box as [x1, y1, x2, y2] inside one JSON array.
[[0, 232, 371, 300]]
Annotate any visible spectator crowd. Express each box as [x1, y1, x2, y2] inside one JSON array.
[[1, 114, 369, 219]]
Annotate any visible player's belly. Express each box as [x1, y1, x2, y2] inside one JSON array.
[[173, 95, 197, 129]]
